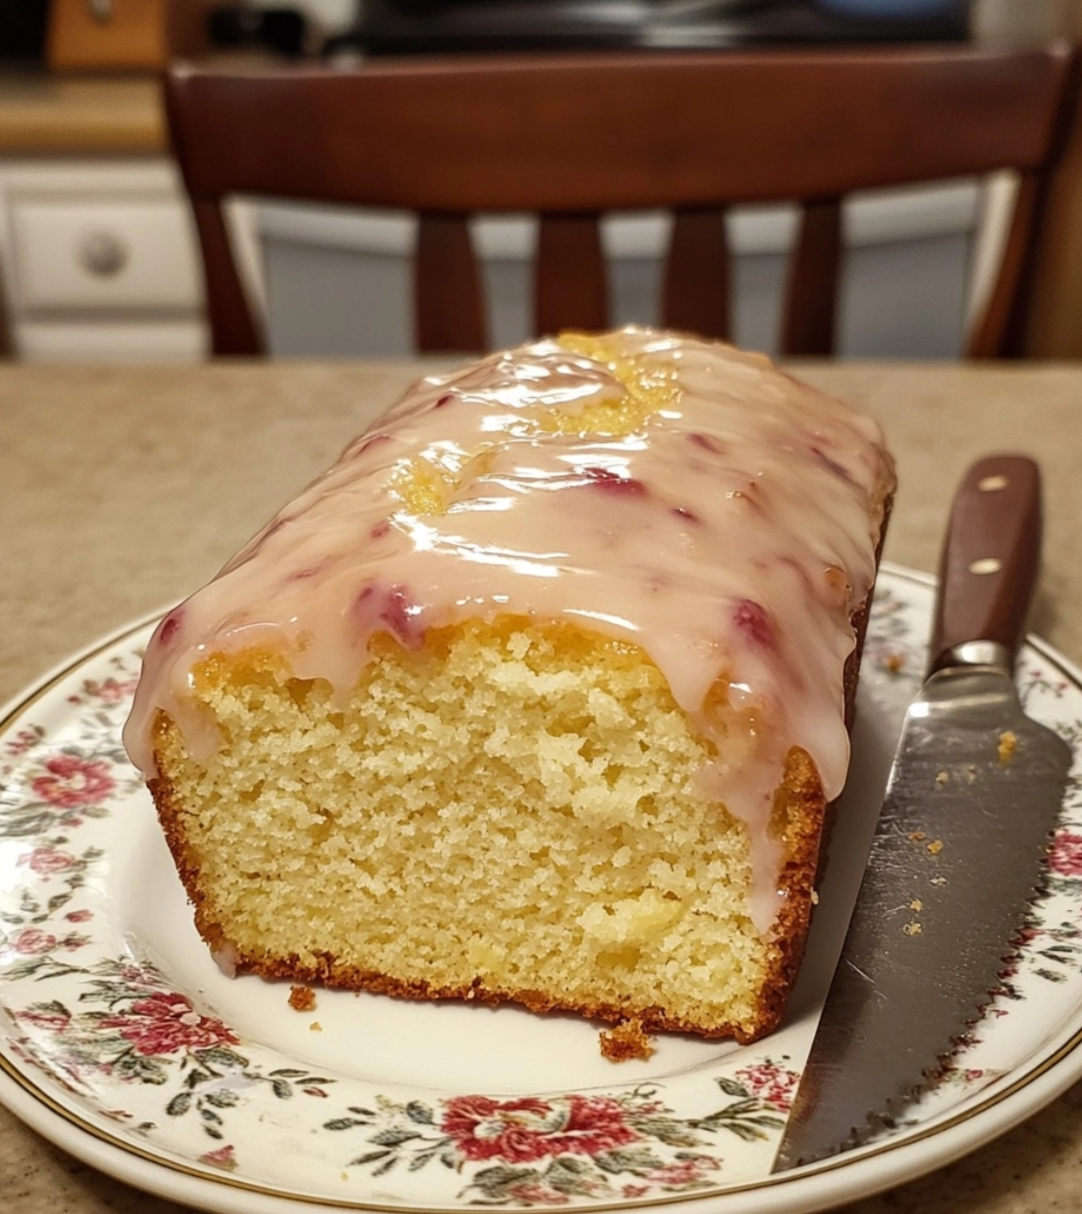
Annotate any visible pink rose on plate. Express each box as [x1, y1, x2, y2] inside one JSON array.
[[199, 1144, 238, 1171], [441, 1093, 639, 1164], [644, 1156, 720, 1188], [5, 729, 41, 757], [86, 677, 139, 703], [31, 755, 115, 809], [734, 1061, 800, 1112], [9, 928, 58, 955], [100, 994, 239, 1057], [25, 847, 76, 876], [1049, 831, 1082, 878]]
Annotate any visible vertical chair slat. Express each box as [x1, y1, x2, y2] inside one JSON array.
[[781, 197, 843, 357], [415, 213, 487, 353], [193, 199, 264, 356], [534, 214, 608, 337], [661, 208, 731, 340], [967, 172, 1042, 359]]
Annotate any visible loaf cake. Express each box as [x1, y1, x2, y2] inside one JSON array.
[[123, 328, 895, 1045]]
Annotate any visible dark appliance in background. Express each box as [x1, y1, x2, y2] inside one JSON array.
[[0, 0, 50, 60], [343, 0, 971, 57], [0, 1, 971, 65], [208, 4, 309, 55]]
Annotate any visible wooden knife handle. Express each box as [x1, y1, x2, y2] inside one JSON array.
[[928, 454, 1042, 675]]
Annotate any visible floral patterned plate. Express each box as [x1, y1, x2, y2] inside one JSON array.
[[3, 564, 1082, 1214]]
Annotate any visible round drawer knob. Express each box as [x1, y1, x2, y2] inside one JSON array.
[[80, 231, 129, 278]]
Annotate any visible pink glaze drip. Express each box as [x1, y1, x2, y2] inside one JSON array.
[[123, 328, 893, 935]]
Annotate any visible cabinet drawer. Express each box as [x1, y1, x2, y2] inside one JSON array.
[[10, 197, 202, 313]]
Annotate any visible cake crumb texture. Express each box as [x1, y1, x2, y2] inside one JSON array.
[[153, 618, 824, 1043]]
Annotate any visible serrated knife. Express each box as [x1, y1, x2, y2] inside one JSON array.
[[774, 453, 1072, 1170]]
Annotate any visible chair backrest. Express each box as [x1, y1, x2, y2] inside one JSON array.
[[165, 45, 1078, 359]]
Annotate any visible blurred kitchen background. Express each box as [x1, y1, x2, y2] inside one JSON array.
[[0, 0, 1079, 363]]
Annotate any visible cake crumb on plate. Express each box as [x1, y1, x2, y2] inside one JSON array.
[[599, 1018, 656, 1062], [288, 983, 317, 1011]]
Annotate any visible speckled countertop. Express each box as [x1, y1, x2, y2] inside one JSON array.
[[3, 358, 1082, 1213]]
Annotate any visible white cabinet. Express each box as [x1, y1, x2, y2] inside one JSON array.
[[0, 159, 209, 363], [11, 196, 201, 311]]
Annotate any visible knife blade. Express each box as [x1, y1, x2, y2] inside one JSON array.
[[773, 453, 1072, 1171]]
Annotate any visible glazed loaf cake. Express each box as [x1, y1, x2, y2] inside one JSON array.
[[124, 328, 895, 1045]]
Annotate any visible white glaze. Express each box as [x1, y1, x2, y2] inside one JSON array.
[[123, 328, 894, 933]]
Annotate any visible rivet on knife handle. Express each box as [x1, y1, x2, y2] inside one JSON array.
[[930, 454, 1041, 676]]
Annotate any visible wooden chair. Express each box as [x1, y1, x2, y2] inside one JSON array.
[[164, 45, 1079, 359]]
